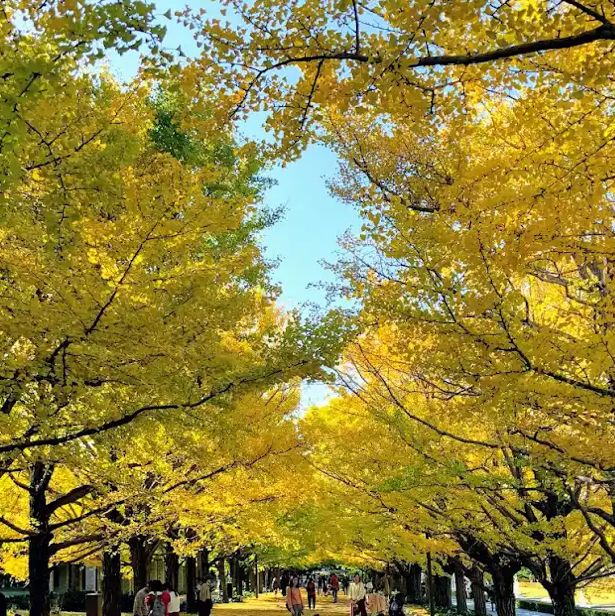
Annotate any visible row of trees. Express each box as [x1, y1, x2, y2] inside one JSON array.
[[0, 3, 344, 616], [193, 1, 615, 615], [3, 3, 615, 616]]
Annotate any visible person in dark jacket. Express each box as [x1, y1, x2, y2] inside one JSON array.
[[281, 572, 290, 597], [306, 577, 317, 610]]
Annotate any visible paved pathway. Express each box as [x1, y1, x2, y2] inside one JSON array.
[[216, 593, 615, 616]]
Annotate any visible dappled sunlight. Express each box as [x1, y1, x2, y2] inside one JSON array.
[[215, 592, 352, 614], [214, 595, 431, 616]]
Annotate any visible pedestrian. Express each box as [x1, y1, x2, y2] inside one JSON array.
[[307, 577, 317, 610], [342, 576, 349, 595], [272, 576, 280, 596], [330, 573, 339, 603], [348, 573, 367, 616], [198, 577, 214, 616], [163, 582, 180, 616], [133, 581, 151, 616], [146, 580, 169, 616], [281, 572, 290, 597], [381, 571, 392, 599], [388, 592, 404, 616], [286, 576, 304, 616]]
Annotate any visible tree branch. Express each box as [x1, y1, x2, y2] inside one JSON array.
[[47, 485, 95, 514], [0, 362, 307, 454]]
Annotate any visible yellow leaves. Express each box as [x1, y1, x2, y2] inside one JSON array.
[[0, 549, 29, 581]]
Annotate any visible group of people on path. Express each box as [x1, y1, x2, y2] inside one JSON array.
[[132, 571, 393, 616], [274, 572, 342, 602], [133, 581, 181, 616], [133, 578, 214, 616], [273, 572, 372, 616]]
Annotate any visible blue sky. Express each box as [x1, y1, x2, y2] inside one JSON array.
[[110, 1, 360, 405], [110, 1, 358, 310]]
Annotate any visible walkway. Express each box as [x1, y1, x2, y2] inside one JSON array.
[[464, 599, 545, 616], [215, 592, 350, 614], [212, 594, 538, 616], [216, 593, 615, 616]]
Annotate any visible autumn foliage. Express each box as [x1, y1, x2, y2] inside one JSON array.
[[2, 2, 615, 616]]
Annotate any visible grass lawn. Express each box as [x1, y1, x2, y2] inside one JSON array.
[[518, 581, 615, 606]]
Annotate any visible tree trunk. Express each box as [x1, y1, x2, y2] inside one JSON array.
[[219, 557, 228, 603], [543, 557, 577, 616], [454, 564, 467, 614], [404, 564, 422, 603], [548, 583, 576, 616], [186, 557, 197, 613], [29, 533, 51, 616], [491, 566, 516, 616], [470, 567, 487, 616], [427, 552, 436, 616], [411, 564, 423, 603], [199, 549, 209, 580], [164, 544, 179, 590], [434, 575, 452, 609], [102, 550, 122, 616], [29, 462, 54, 616], [129, 536, 155, 590], [236, 557, 243, 596]]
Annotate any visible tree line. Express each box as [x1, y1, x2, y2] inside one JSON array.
[[2, 3, 615, 616]]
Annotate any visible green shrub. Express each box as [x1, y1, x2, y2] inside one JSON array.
[[58, 590, 87, 611], [6, 594, 29, 610]]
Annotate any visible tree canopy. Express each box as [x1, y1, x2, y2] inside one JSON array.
[[2, 4, 615, 616]]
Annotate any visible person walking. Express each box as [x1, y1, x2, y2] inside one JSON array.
[[281, 572, 290, 597], [198, 577, 213, 616], [286, 576, 304, 616], [146, 580, 169, 616], [163, 583, 181, 616], [342, 576, 349, 596], [133, 582, 151, 616], [306, 577, 317, 610], [272, 576, 280, 596], [349, 573, 367, 616], [381, 571, 392, 599], [330, 573, 339, 603]]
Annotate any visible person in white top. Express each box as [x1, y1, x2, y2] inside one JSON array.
[[197, 578, 213, 616], [164, 583, 181, 616], [348, 573, 367, 616]]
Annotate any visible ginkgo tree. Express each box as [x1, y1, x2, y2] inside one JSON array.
[[287, 80, 615, 615], [325, 103, 615, 468], [0, 0, 168, 187], [302, 364, 615, 616], [0, 381, 309, 614], [0, 4, 352, 616], [194, 0, 615, 155]]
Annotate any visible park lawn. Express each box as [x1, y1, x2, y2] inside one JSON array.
[[518, 581, 549, 600], [518, 581, 615, 606]]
